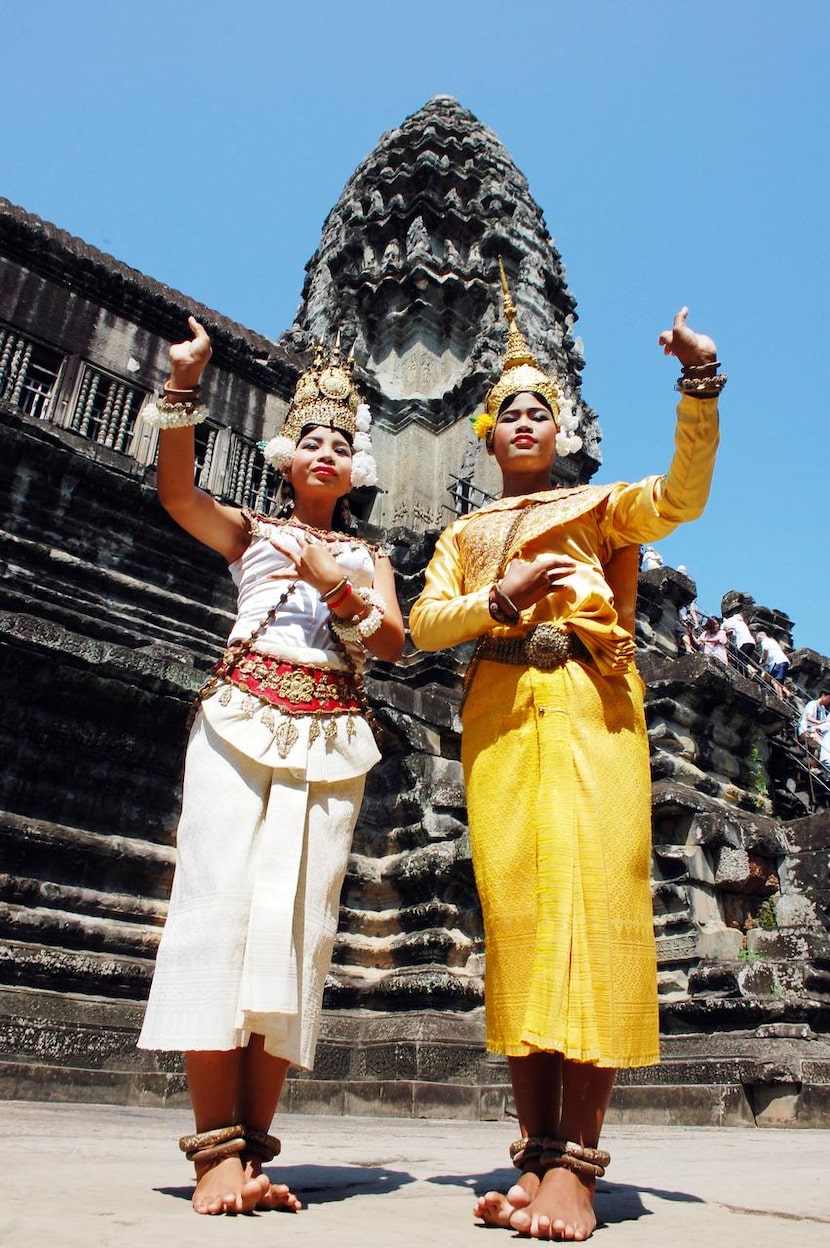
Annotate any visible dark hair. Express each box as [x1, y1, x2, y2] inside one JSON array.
[[497, 391, 554, 417]]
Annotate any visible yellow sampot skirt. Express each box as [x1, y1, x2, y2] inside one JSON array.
[[461, 658, 659, 1069]]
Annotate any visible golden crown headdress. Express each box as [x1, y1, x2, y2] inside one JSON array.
[[282, 337, 364, 442], [262, 336, 378, 487], [485, 258, 561, 419], [471, 259, 583, 457]]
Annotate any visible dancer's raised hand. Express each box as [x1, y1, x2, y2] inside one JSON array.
[[658, 307, 717, 370], [168, 316, 212, 389]]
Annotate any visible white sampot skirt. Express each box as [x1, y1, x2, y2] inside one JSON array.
[[138, 711, 366, 1070]]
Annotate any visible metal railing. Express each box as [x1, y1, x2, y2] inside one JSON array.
[[688, 608, 830, 812]]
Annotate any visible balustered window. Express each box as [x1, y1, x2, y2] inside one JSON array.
[[194, 422, 221, 489], [223, 432, 280, 512], [69, 364, 146, 453], [0, 325, 64, 420]]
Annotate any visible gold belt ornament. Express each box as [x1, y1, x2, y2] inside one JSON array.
[[474, 624, 586, 670]]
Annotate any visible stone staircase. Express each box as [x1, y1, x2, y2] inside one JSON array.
[[0, 407, 224, 1098]]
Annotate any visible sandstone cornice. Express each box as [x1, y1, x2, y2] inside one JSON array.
[[0, 198, 298, 393]]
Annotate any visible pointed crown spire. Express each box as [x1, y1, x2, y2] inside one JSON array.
[[281, 334, 364, 443], [484, 258, 562, 419]]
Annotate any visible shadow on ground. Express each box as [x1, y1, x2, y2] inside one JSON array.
[[158, 1164, 417, 1207], [426, 1166, 706, 1229]]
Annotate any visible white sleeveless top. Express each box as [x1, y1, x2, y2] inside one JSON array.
[[200, 516, 381, 781]]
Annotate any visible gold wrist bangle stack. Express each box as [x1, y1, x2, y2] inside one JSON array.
[[676, 359, 728, 398]]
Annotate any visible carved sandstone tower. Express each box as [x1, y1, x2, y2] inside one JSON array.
[[283, 95, 601, 529]]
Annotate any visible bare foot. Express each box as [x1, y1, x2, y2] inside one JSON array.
[[245, 1158, 303, 1212], [192, 1156, 270, 1215], [509, 1167, 596, 1240], [474, 1169, 539, 1228]]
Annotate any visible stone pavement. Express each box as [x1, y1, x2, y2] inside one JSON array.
[[1, 1101, 829, 1247]]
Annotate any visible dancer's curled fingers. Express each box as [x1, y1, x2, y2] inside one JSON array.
[[658, 306, 717, 368]]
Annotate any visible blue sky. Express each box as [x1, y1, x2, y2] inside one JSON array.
[[3, 1, 828, 651]]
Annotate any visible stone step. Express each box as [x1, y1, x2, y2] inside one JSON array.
[[337, 899, 466, 939], [4, 1056, 829, 1125], [0, 937, 154, 999], [0, 624, 195, 840], [0, 1058, 186, 1106], [0, 902, 161, 959], [324, 964, 483, 1011], [0, 983, 160, 1071], [332, 926, 475, 971], [0, 810, 175, 893], [1, 417, 232, 610], [1, 529, 231, 662], [1, 581, 221, 667], [342, 842, 472, 911], [1, 873, 167, 927]]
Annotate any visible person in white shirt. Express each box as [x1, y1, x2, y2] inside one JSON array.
[[640, 546, 664, 571], [798, 690, 830, 759], [756, 630, 790, 697], [723, 612, 755, 663], [137, 317, 404, 1217]]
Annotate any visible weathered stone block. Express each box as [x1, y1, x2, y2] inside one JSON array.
[[749, 1081, 802, 1125], [413, 1080, 479, 1120], [287, 1078, 346, 1116], [697, 927, 744, 961], [344, 1080, 414, 1118]]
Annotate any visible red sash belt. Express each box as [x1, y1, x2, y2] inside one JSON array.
[[201, 650, 361, 717]]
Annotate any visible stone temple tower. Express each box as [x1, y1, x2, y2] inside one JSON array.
[[283, 95, 601, 531]]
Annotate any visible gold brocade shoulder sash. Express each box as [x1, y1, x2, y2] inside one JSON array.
[[456, 485, 616, 591]]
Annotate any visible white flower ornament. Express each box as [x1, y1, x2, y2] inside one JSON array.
[[261, 435, 295, 471], [351, 450, 378, 488], [555, 397, 583, 457]]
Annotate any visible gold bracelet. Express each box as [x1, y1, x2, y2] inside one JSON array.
[[320, 576, 348, 603]]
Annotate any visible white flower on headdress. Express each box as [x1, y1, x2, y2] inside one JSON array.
[[555, 397, 583, 456], [556, 431, 583, 455], [351, 405, 377, 483], [351, 450, 378, 488], [261, 434, 295, 470]]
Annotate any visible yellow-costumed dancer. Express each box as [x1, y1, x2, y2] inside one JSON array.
[[409, 264, 724, 1240]]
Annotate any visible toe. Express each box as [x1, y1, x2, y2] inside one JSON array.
[[506, 1180, 533, 1208], [475, 1191, 516, 1228], [256, 1181, 302, 1212], [510, 1206, 532, 1233], [237, 1176, 268, 1213]]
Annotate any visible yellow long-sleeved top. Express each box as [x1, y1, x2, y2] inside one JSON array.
[[409, 394, 719, 677]]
